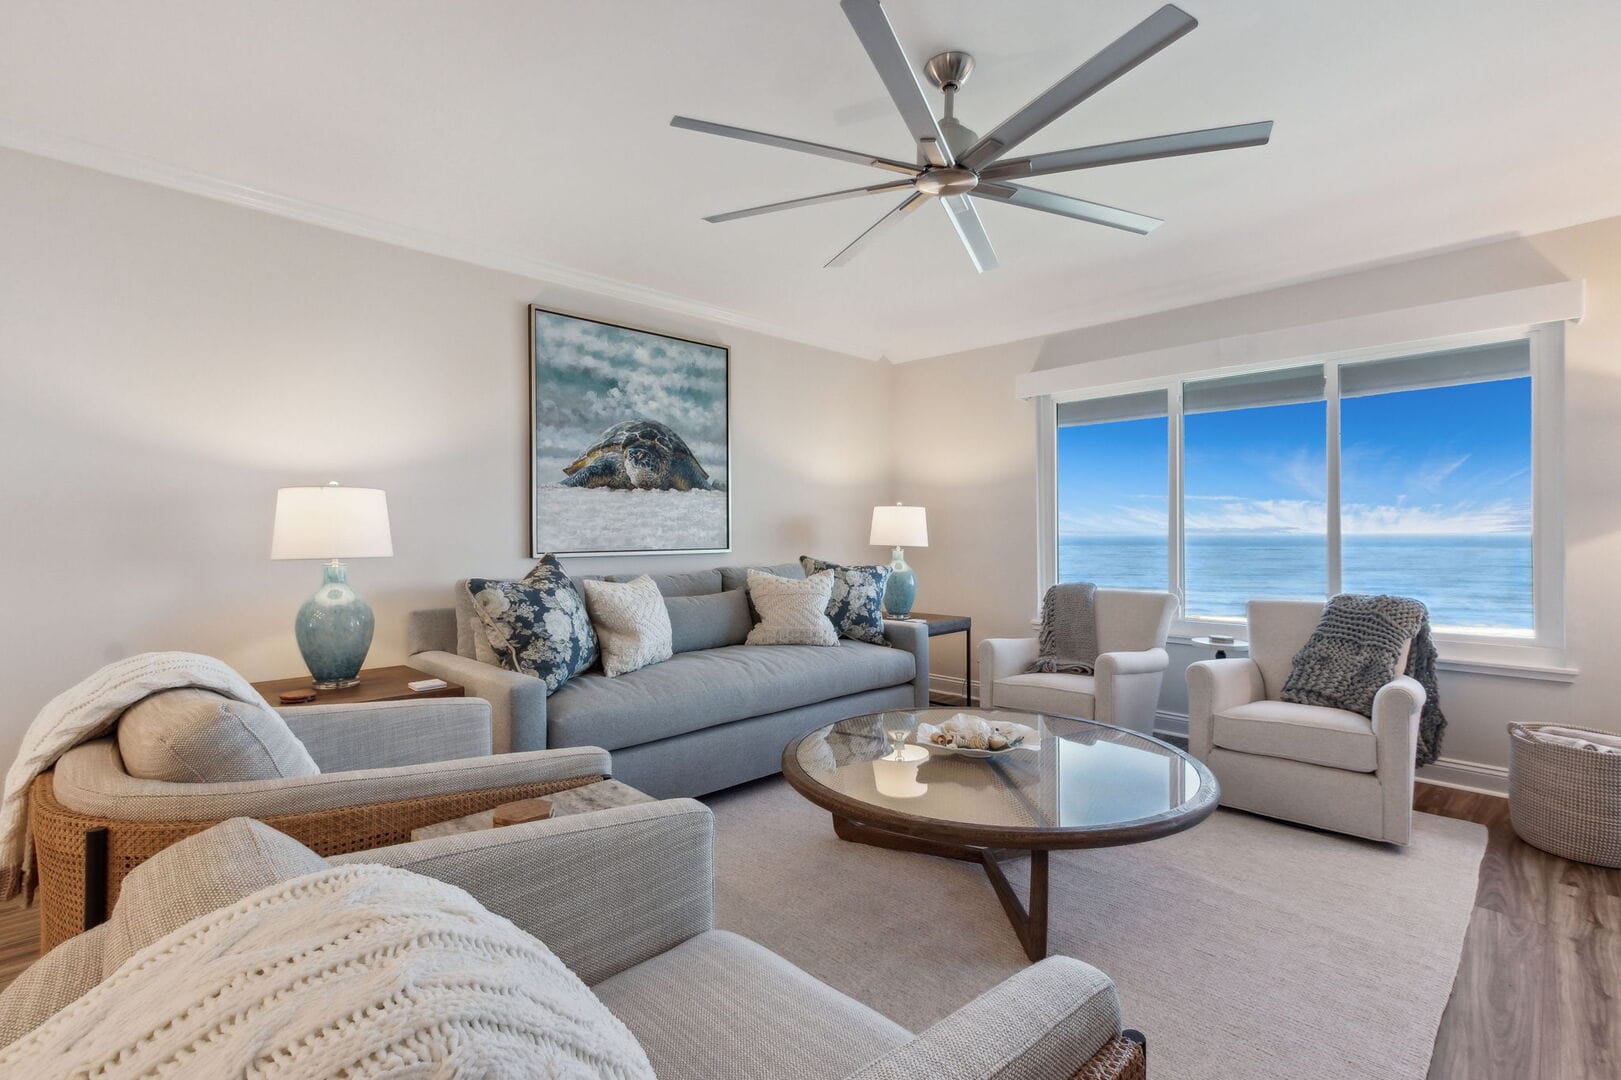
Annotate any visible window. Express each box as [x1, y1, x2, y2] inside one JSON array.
[[1056, 390, 1168, 590], [1183, 366, 1327, 619], [1042, 331, 1552, 643], [1339, 341, 1532, 633]]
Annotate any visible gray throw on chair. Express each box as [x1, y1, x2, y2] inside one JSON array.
[[1281, 593, 1447, 766], [1029, 582, 1099, 675]]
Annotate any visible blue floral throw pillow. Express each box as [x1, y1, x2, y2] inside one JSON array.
[[466, 554, 598, 693], [799, 556, 891, 645]]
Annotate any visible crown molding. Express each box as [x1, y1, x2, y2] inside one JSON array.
[[0, 118, 886, 361]]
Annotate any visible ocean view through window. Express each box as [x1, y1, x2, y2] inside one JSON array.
[[1055, 338, 1536, 636]]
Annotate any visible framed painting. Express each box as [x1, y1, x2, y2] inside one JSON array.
[[530, 306, 731, 557]]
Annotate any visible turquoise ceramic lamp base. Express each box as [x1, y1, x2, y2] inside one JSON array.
[[883, 546, 918, 620], [294, 560, 375, 689]]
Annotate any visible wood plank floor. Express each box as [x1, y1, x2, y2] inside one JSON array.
[[0, 783, 1615, 1077]]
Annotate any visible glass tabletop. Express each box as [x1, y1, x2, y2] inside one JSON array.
[[789, 708, 1212, 837]]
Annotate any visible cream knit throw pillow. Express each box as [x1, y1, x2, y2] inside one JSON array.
[[582, 575, 674, 677], [745, 569, 839, 646]]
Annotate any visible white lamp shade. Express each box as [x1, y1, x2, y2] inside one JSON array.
[[271, 485, 393, 560], [870, 504, 928, 548]]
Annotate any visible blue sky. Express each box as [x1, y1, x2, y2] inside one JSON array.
[[1058, 378, 1531, 536]]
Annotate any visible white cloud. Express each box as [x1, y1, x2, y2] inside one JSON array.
[[1061, 495, 1528, 536]]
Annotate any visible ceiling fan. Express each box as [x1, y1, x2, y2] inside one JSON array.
[[671, 1, 1272, 271]]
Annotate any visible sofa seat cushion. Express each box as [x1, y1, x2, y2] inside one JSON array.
[[1214, 700, 1377, 772], [593, 930, 910, 1080], [547, 641, 916, 751], [992, 672, 1096, 719]]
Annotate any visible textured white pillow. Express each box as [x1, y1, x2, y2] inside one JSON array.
[[117, 688, 319, 782], [582, 575, 674, 677], [745, 569, 839, 646]]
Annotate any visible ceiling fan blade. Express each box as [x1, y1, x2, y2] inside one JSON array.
[[980, 121, 1274, 181], [670, 116, 921, 175], [974, 182, 1163, 235], [839, 0, 952, 166], [705, 180, 916, 223], [958, 4, 1198, 173], [826, 191, 928, 267], [942, 195, 999, 273]]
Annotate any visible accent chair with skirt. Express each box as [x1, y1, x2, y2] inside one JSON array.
[[980, 588, 1176, 736], [1186, 599, 1425, 844]]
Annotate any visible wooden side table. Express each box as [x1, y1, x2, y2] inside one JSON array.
[[897, 612, 973, 707], [252, 665, 465, 706]]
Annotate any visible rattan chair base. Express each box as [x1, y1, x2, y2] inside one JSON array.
[[28, 770, 603, 951], [1072, 1032, 1147, 1080]]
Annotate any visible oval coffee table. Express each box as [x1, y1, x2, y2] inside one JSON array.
[[782, 707, 1218, 960]]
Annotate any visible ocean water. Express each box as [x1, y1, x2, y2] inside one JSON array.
[[1059, 533, 1532, 631]]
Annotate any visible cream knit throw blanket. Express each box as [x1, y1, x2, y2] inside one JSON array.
[[0, 863, 657, 1079], [0, 651, 274, 899]]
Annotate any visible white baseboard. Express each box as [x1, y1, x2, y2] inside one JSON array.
[[927, 674, 976, 704]]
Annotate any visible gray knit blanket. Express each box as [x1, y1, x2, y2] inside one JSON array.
[[1029, 582, 1099, 675], [1281, 594, 1447, 766]]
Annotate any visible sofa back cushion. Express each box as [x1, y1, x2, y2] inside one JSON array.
[[101, 817, 328, 977], [117, 688, 319, 783], [608, 568, 723, 597], [718, 562, 805, 593], [0, 923, 109, 1046], [666, 590, 753, 653]]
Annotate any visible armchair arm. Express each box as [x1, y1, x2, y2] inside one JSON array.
[[883, 620, 931, 708], [978, 638, 1040, 708], [409, 650, 550, 754], [278, 697, 493, 772], [52, 740, 610, 821], [1372, 674, 1424, 844], [1185, 658, 1266, 760], [332, 799, 714, 985], [845, 956, 1122, 1080], [1093, 648, 1170, 735]]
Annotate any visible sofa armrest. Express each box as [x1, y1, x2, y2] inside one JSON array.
[[332, 799, 714, 985], [883, 620, 931, 708], [52, 740, 610, 821], [845, 956, 1121, 1080], [1185, 657, 1266, 760], [410, 650, 550, 754], [278, 698, 493, 772], [978, 638, 1040, 707]]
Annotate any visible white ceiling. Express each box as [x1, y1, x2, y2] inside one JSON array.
[[4, 1, 1620, 362]]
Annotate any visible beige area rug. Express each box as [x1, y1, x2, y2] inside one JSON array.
[[707, 778, 1486, 1080]]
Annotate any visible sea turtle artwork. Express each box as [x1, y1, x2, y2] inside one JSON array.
[[560, 418, 716, 492]]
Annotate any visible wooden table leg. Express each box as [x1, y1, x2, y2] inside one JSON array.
[[833, 814, 1048, 960]]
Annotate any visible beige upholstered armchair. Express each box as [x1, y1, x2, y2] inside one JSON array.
[[28, 697, 608, 950], [1186, 599, 1423, 844], [979, 589, 1177, 736]]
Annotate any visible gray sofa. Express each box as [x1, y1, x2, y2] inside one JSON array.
[[408, 563, 930, 798]]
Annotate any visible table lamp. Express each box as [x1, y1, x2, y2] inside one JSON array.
[[870, 503, 927, 619], [271, 482, 393, 688]]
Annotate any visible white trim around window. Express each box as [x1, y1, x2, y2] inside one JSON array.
[[1029, 285, 1583, 679]]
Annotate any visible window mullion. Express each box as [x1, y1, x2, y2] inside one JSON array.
[[1325, 363, 1342, 596], [1169, 382, 1186, 615]]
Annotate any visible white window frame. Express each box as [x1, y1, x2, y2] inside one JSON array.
[[1035, 322, 1571, 678]]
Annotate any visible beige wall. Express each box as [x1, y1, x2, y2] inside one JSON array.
[[0, 148, 895, 768], [894, 217, 1621, 779]]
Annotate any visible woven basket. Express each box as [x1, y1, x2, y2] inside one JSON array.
[[1507, 722, 1621, 867], [28, 770, 603, 951]]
